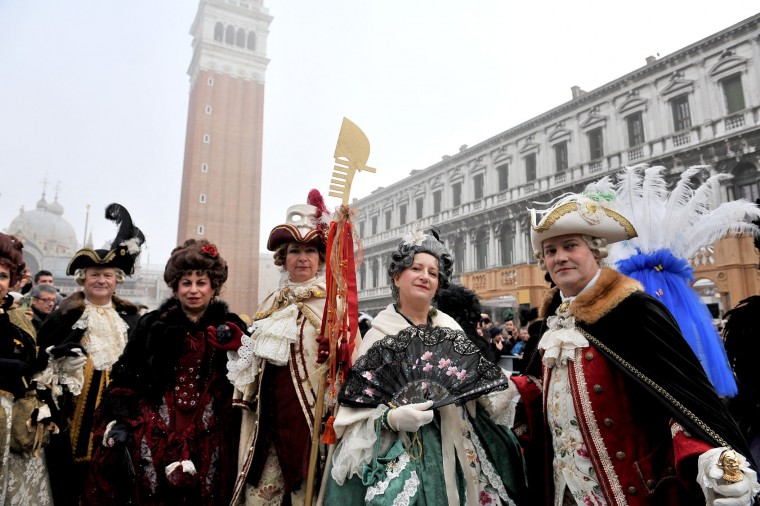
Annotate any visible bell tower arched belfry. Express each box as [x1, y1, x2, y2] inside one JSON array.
[[177, 0, 272, 313]]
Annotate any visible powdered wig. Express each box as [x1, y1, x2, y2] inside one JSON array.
[[0, 234, 25, 287], [388, 230, 454, 302], [533, 234, 608, 270], [164, 239, 228, 295], [74, 267, 126, 286]]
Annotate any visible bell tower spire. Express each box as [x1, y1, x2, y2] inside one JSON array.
[[177, 0, 272, 312]]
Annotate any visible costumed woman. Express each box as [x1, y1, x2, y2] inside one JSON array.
[[84, 239, 247, 505], [325, 230, 527, 505], [0, 233, 54, 505], [513, 190, 759, 505], [227, 193, 332, 505]]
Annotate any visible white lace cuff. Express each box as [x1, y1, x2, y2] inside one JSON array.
[[330, 405, 386, 485], [479, 376, 520, 427], [56, 359, 85, 396], [226, 332, 261, 391]]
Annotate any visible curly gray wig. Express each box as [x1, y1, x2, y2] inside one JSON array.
[[388, 230, 454, 303], [533, 234, 608, 270]]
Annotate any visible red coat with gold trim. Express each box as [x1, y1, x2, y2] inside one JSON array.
[[513, 268, 750, 505]]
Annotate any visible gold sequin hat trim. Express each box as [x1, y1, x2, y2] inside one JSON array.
[[529, 194, 637, 252]]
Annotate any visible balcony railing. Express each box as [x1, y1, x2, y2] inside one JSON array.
[[589, 160, 603, 173], [672, 132, 690, 147], [554, 171, 567, 184], [725, 114, 745, 130], [628, 146, 644, 161]]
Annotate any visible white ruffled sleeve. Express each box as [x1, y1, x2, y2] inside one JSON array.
[[478, 374, 520, 427], [330, 405, 387, 485]]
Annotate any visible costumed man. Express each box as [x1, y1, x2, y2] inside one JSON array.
[[227, 194, 335, 505], [34, 203, 144, 506], [512, 191, 759, 505]]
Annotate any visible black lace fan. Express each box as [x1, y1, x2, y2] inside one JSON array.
[[339, 325, 509, 409]]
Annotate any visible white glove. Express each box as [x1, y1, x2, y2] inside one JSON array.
[[388, 401, 434, 432], [697, 447, 760, 505], [59, 349, 87, 372]]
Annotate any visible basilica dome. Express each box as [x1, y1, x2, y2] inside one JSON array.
[[6, 195, 79, 258]]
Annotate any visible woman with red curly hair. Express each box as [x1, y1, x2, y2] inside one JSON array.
[[84, 239, 248, 505], [0, 233, 54, 504]]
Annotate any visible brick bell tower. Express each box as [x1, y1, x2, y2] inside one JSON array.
[[177, 0, 272, 314]]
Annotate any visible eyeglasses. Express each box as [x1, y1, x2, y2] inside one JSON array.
[[34, 297, 57, 305]]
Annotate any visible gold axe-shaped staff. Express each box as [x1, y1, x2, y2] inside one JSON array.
[[304, 118, 376, 505], [329, 117, 376, 205]]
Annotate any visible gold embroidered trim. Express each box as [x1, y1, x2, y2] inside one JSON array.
[[253, 285, 326, 321], [572, 349, 628, 505], [578, 327, 730, 449]]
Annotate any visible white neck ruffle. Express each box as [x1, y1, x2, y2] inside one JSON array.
[[73, 300, 128, 371]]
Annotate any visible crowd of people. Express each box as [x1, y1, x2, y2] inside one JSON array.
[[0, 190, 759, 506]]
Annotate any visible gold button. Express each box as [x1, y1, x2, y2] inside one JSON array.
[[593, 384, 603, 394], [585, 352, 594, 361], [258, 368, 263, 374], [627, 486, 638, 495], [616, 451, 626, 461], [603, 418, 613, 427]]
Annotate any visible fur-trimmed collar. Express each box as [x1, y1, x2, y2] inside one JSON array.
[[539, 267, 642, 325], [153, 296, 230, 327], [58, 290, 139, 316]]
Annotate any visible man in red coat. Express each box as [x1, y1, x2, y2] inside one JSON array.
[[513, 191, 759, 505]]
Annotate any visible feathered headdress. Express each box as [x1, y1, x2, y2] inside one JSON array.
[[590, 164, 760, 397], [66, 203, 145, 275]]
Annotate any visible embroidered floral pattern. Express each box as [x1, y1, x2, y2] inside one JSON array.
[[547, 363, 606, 505]]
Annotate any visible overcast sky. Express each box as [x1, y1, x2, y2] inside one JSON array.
[[1, 1, 757, 268]]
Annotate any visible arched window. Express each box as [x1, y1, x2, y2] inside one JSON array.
[[247, 31, 256, 50], [199, 194, 207, 204], [201, 163, 208, 173], [236, 28, 245, 47], [225, 25, 235, 45], [358, 265, 366, 290], [214, 22, 224, 42], [454, 238, 465, 274], [197, 225, 205, 235], [733, 162, 760, 201], [371, 259, 380, 288], [499, 226, 514, 266], [475, 229, 489, 270]]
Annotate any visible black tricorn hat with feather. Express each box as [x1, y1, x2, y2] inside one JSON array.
[[66, 203, 145, 276]]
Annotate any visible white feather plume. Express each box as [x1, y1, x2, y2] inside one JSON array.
[[613, 164, 646, 231], [607, 165, 760, 265]]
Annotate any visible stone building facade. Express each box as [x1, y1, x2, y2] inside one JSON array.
[[354, 13, 760, 317]]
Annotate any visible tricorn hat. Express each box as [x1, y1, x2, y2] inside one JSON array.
[[66, 203, 145, 276], [529, 192, 637, 254], [266, 190, 330, 251]]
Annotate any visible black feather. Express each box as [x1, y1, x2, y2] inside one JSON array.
[[105, 203, 145, 252]]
